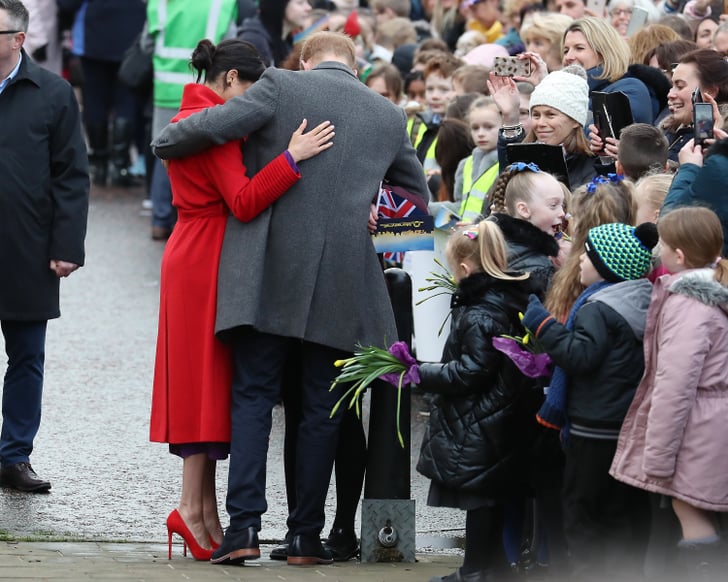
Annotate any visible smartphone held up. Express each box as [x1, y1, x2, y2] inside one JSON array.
[[694, 102, 714, 147], [493, 56, 531, 78]]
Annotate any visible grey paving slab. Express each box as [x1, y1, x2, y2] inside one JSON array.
[[0, 542, 462, 581]]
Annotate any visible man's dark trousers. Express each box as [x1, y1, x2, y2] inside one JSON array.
[[226, 327, 348, 537], [0, 320, 47, 466]]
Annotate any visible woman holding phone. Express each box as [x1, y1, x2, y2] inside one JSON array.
[[489, 65, 597, 188], [594, 49, 728, 162]]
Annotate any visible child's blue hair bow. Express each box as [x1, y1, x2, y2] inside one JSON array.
[[586, 173, 625, 194], [508, 162, 541, 174]]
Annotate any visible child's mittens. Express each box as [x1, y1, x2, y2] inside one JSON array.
[[522, 294, 556, 338]]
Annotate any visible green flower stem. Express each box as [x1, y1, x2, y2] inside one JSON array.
[[329, 344, 410, 447]]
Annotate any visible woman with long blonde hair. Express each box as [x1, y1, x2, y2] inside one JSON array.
[[563, 17, 669, 124]]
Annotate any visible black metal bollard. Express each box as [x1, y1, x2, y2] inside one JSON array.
[[360, 267, 416, 562]]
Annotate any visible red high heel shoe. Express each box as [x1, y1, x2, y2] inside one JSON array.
[[166, 509, 213, 561]]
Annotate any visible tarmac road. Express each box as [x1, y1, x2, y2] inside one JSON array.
[[0, 184, 465, 549]]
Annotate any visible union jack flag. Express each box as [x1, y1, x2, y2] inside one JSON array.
[[376, 183, 428, 262], [376, 183, 428, 219]]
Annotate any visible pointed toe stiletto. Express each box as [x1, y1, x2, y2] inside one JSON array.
[[166, 509, 214, 561]]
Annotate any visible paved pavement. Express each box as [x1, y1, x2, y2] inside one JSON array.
[[0, 184, 465, 578], [0, 541, 463, 581]]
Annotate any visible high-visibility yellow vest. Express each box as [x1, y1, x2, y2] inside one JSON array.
[[406, 116, 439, 175], [147, 0, 238, 109], [459, 156, 499, 222]]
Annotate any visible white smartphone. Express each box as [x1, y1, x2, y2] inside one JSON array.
[[626, 6, 649, 37]]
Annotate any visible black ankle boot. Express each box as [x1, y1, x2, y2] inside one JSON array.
[[109, 118, 136, 187], [322, 526, 359, 561]]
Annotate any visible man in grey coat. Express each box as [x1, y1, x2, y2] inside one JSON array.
[[152, 32, 428, 566]]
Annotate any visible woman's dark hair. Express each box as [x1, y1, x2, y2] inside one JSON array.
[[680, 48, 728, 102], [434, 118, 473, 202], [190, 39, 265, 84], [646, 39, 698, 73], [260, 0, 289, 38]]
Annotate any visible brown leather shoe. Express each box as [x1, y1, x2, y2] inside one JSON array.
[[287, 534, 334, 566], [210, 526, 260, 565], [0, 462, 51, 492]]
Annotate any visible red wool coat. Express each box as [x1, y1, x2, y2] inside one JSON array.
[[149, 83, 299, 445]]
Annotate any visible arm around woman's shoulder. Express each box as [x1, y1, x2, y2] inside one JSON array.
[[153, 71, 279, 159], [206, 118, 335, 221]]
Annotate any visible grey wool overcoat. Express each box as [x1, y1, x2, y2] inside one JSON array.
[[153, 61, 429, 352]]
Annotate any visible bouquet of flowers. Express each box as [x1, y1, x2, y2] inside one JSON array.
[[492, 314, 552, 378], [329, 341, 419, 447]]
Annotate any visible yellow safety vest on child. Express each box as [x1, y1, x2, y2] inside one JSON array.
[[459, 156, 499, 222]]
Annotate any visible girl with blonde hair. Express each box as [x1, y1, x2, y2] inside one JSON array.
[[545, 176, 636, 321], [417, 219, 534, 582]]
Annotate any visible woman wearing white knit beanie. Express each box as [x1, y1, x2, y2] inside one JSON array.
[[489, 65, 597, 188]]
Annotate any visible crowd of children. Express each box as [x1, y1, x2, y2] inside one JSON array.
[[295, 2, 728, 580], [416, 168, 727, 582]]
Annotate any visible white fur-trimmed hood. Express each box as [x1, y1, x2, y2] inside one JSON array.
[[669, 269, 728, 315]]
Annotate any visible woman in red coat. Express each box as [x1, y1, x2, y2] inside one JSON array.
[[149, 38, 334, 560]]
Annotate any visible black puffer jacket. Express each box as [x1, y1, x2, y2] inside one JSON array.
[[416, 272, 535, 497]]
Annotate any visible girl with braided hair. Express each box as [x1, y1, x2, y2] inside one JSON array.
[[488, 163, 567, 300], [487, 162, 570, 573]]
